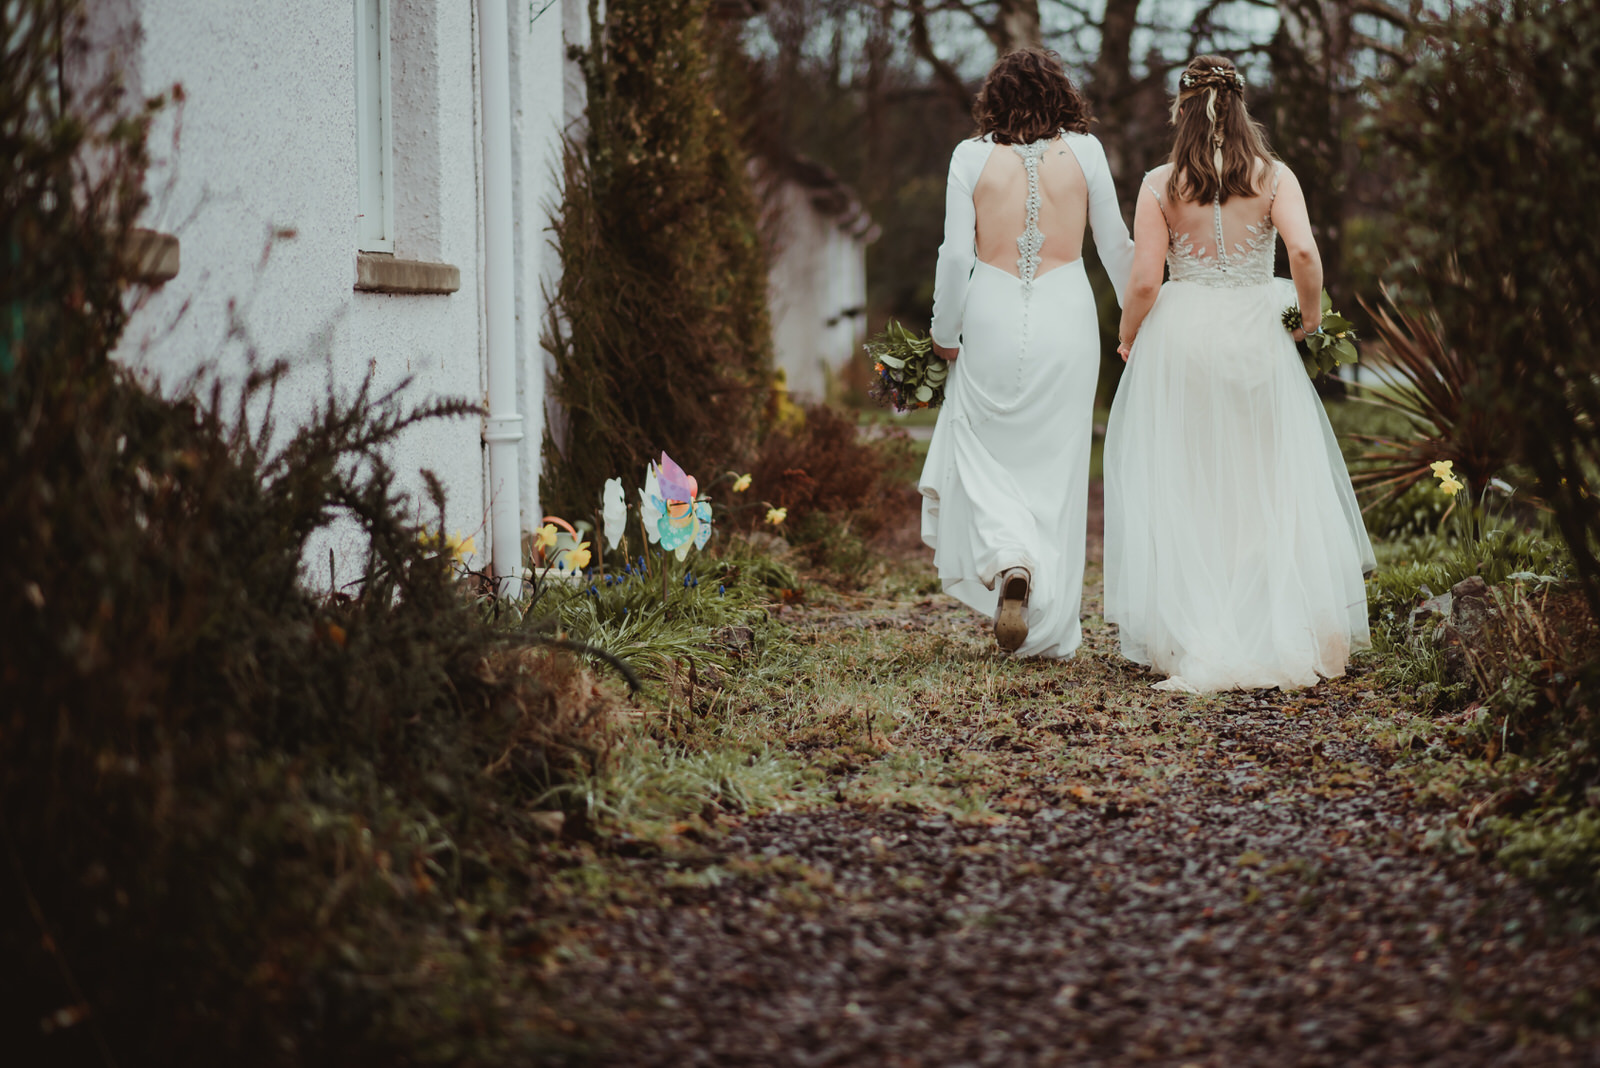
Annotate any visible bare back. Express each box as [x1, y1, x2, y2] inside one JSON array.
[[1147, 158, 1277, 261], [972, 136, 1089, 277]]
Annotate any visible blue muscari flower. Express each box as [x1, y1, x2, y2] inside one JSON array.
[[719, 584, 725, 596]]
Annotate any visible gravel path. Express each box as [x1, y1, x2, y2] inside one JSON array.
[[548, 497, 1600, 1067]]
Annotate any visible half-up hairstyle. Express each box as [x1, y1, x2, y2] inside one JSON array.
[[973, 49, 1091, 146], [1166, 55, 1277, 206]]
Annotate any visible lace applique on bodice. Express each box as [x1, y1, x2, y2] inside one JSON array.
[[1148, 164, 1281, 288]]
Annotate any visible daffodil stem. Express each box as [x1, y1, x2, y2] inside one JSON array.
[[595, 508, 605, 583]]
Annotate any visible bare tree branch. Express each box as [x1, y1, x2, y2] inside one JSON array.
[[1350, 0, 1412, 29], [1351, 31, 1409, 60], [904, 0, 975, 115]]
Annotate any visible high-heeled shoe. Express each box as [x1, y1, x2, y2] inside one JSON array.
[[993, 567, 1031, 653]]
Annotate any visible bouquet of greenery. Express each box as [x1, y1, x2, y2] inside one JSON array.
[[1282, 289, 1358, 378], [866, 320, 950, 411]]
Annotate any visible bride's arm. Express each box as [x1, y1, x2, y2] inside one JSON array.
[[1116, 186, 1168, 360], [930, 142, 980, 360], [1080, 136, 1135, 304], [1270, 165, 1323, 337]]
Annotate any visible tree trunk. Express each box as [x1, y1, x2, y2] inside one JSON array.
[[992, 0, 1042, 54]]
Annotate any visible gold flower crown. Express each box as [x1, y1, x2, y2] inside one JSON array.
[[1179, 66, 1245, 94]]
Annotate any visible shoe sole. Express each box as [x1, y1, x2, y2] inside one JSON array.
[[995, 573, 1029, 653]]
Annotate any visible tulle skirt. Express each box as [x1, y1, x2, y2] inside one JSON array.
[[919, 259, 1099, 659], [1103, 277, 1375, 692]]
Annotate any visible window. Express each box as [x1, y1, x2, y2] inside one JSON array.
[[354, 0, 393, 252]]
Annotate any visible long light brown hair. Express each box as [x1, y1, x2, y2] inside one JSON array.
[[1165, 55, 1276, 206], [973, 49, 1091, 146]]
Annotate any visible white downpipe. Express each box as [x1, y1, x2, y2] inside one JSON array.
[[478, 0, 523, 598]]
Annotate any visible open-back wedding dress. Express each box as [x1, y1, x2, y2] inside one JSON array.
[[919, 132, 1133, 658], [1103, 162, 1375, 692]]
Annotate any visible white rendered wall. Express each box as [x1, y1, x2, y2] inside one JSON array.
[[116, 0, 539, 580], [766, 182, 869, 403]]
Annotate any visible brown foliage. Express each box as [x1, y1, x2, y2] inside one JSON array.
[[744, 405, 918, 541]]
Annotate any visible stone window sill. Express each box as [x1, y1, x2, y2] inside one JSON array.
[[122, 228, 180, 285], [355, 252, 460, 295]]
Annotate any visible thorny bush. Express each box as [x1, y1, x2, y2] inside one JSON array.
[[2, 5, 620, 1063]]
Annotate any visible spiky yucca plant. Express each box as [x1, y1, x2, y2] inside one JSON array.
[[1346, 293, 1517, 511]]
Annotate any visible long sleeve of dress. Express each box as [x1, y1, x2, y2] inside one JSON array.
[[1066, 133, 1135, 307], [930, 140, 982, 350]]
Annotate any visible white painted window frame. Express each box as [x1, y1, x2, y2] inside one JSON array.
[[355, 0, 394, 253]]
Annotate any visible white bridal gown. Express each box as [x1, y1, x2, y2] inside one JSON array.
[[1103, 163, 1376, 692], [919, 132, 1134, 658]]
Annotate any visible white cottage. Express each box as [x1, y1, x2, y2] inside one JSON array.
[[90, 0, 577, 594], [87, 1, 870, 591], [757, 151, 878, 403]]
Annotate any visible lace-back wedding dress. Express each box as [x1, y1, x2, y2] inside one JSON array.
[[920, 132, 1133, 658], [1103, 162, 1375, 692]]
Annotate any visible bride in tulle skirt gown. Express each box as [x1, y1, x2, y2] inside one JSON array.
[[919, 50, 1133, 658], [1103, 56, 1375, 693]]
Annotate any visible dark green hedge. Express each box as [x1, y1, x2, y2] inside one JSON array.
[[541, 0, 772, 519]]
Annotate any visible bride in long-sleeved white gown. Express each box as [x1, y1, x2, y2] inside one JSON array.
[[1104, 56, 1374, 693], [919, 49, 1134, 658]]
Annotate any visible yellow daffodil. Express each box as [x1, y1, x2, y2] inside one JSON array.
[[1429, 460, 1454, 480], [1438, 477, 1463, 496], [765, 507, 787, 526], [535, 523, 559, 553], [732, 473, 753, 493], [418, 530, 475, 562], [562, 541, 592, 571]]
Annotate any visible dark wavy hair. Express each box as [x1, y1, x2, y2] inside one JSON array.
[[973, 49, 1091, 145]]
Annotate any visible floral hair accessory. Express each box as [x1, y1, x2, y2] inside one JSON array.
[[1180, 65, 1245, 93]]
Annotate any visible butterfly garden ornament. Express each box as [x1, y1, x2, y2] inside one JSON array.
[[648, 452, 714, 558]]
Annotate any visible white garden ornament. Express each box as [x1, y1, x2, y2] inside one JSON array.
[[603, 477, 627, 550]]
